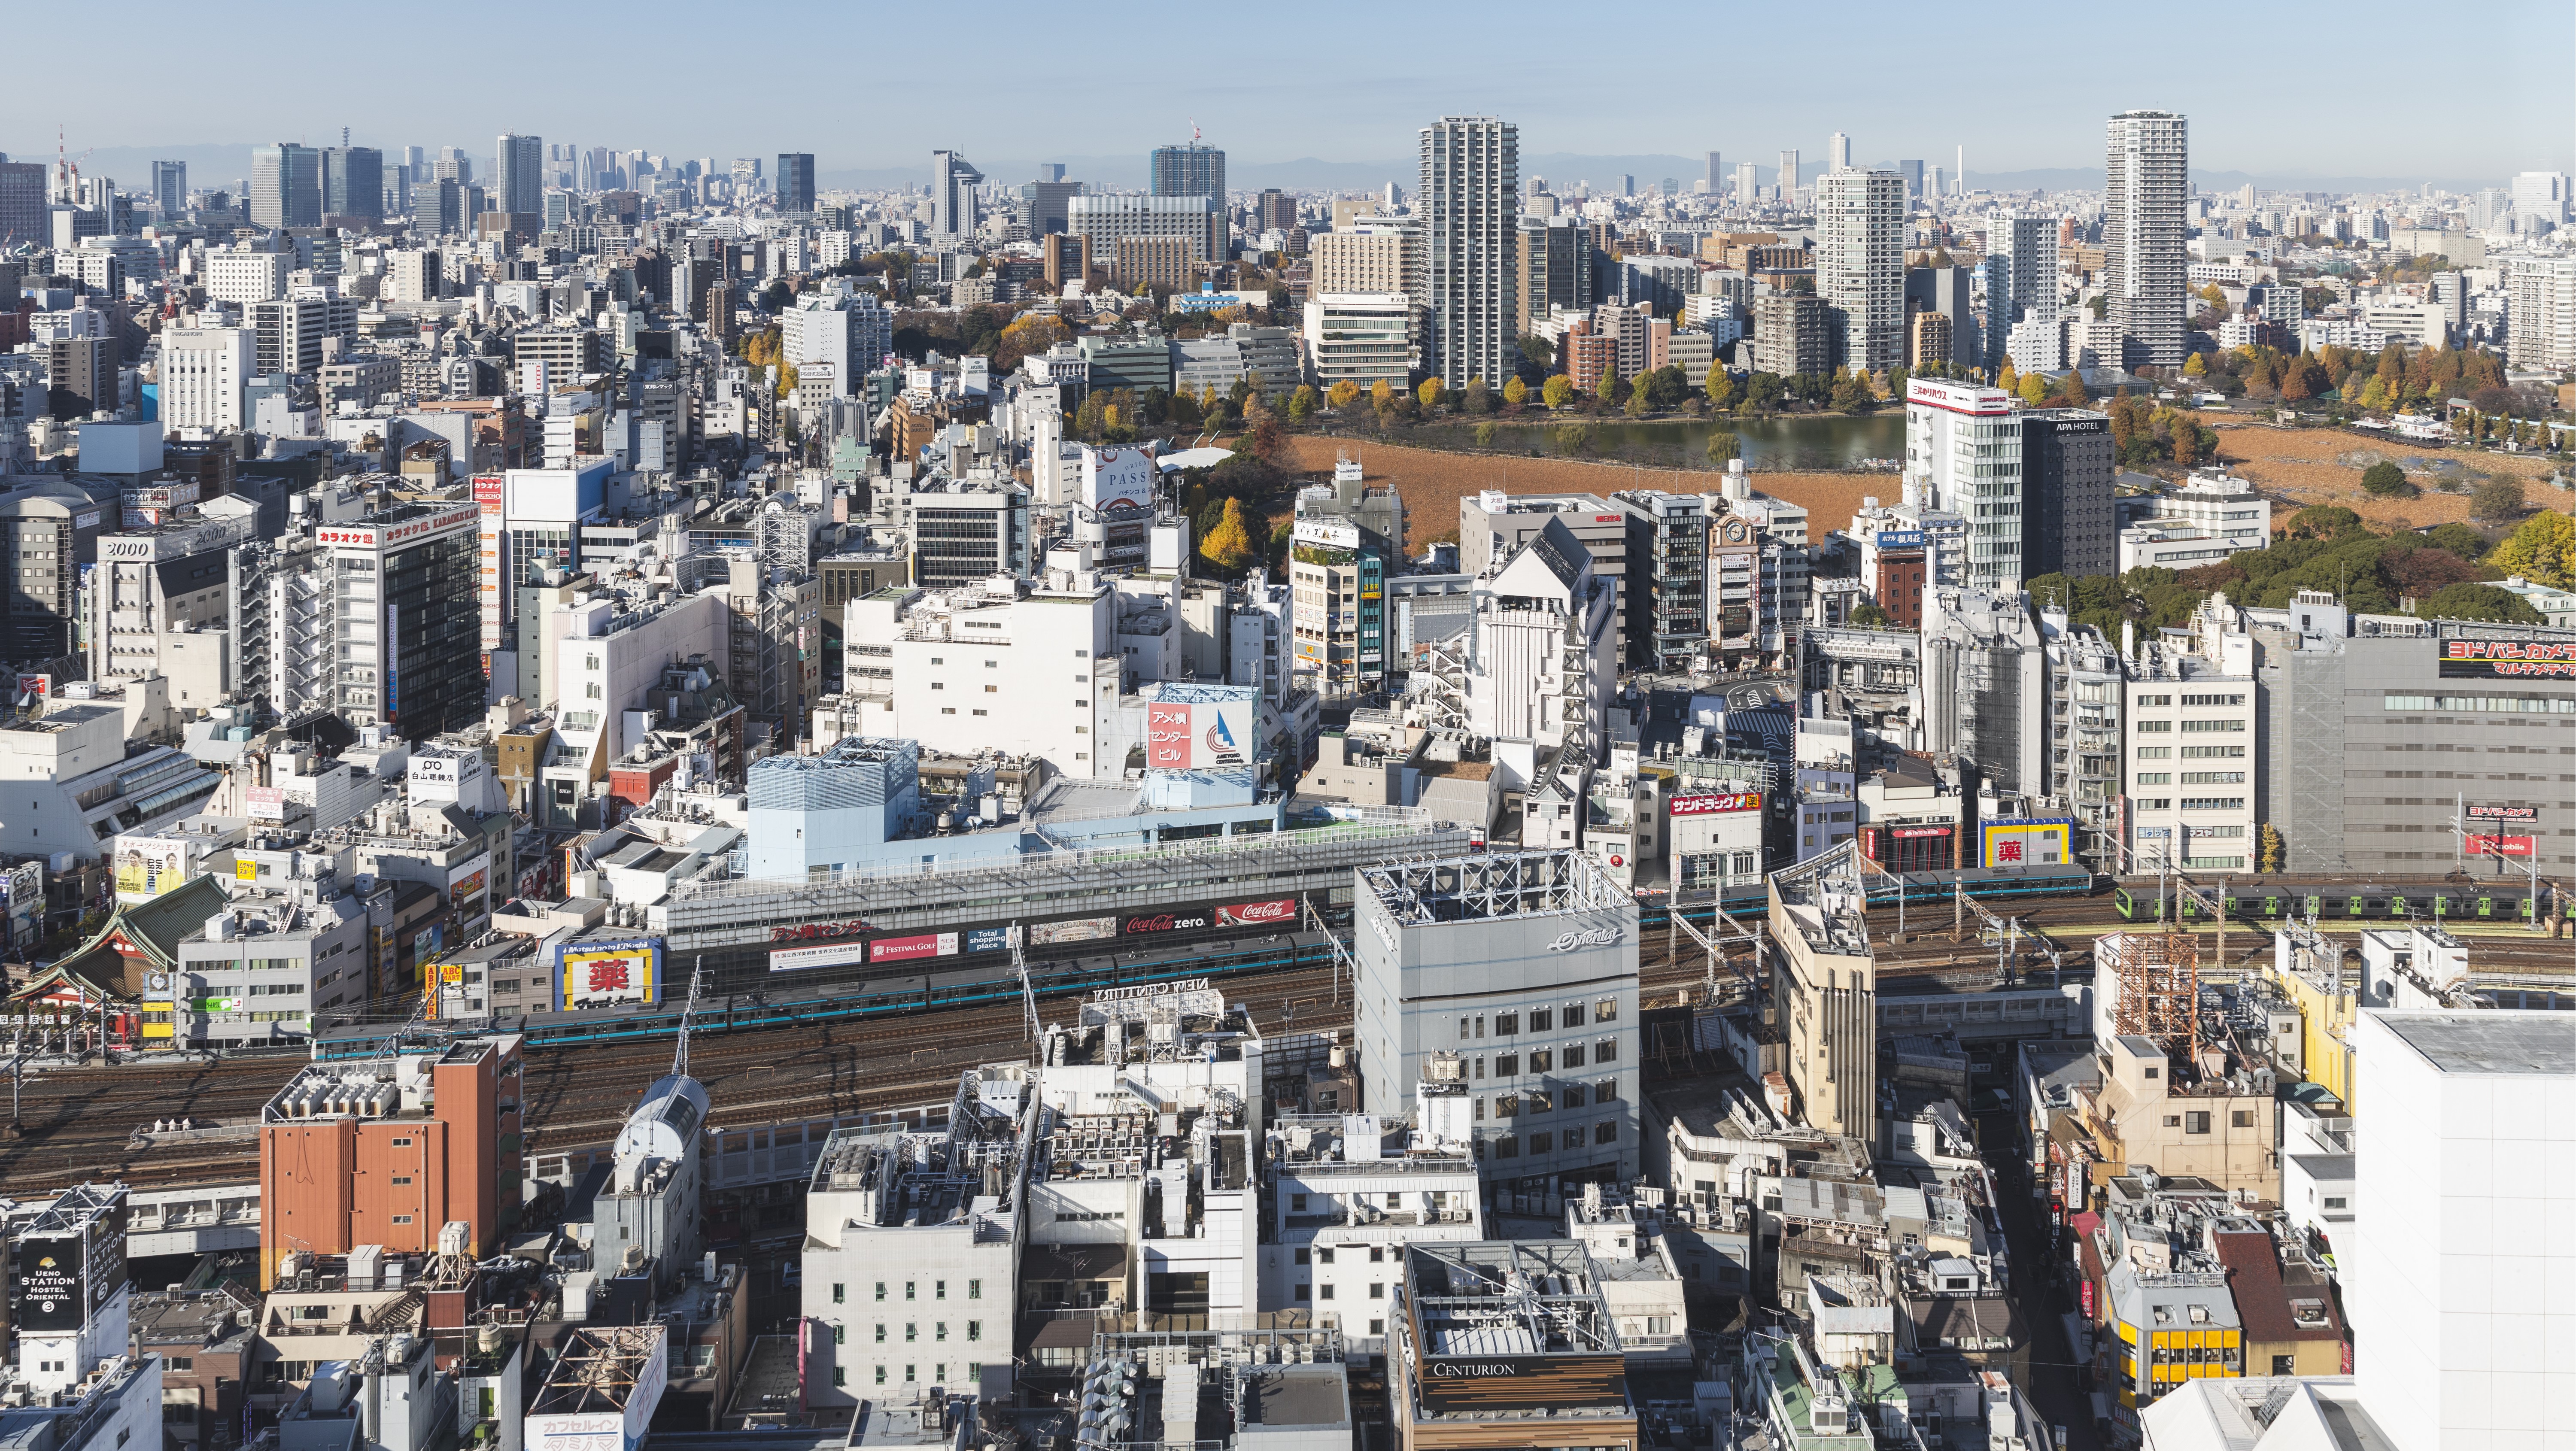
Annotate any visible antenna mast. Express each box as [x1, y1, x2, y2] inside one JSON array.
[[672, 957, 705, 1079]]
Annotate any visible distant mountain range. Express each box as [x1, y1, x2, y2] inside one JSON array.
[[20, 142, 2495, 202]]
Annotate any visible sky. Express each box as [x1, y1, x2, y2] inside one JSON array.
[[5, 0, 2571, 188]]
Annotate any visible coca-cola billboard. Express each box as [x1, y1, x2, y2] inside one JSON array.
[[1122, 909, 1213, 935], [1216, 898, 1297, 927]]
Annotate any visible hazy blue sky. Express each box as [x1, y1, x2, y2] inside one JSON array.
[[6, 0, 2570, 183]]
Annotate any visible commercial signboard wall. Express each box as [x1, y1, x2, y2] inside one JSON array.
[[2439, 638, 2576, 678], [1145, 698, 1255, 771], [766, 895, 1310, 971], [554, 938, 663, 1010], [2464, 834, 2536, 857], [14, 1199, 128, 1335], [1669, 792, 1761, 817], [112, 835, 197, 902], [1412, 1351, 1630, 1415], [1982, 817, 2073, 868]]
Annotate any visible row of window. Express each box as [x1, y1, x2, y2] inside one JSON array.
[[832, 1279, 981, 1303], [1450, 1044, 1620, 1079], [832, 1321, 981, 1344], [2383, 694, 2576, 714], [1461, 999, 1618, 1038], [831, 1363, 978, 1388]]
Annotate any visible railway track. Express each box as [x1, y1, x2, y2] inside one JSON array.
[[5, 895, 2560, 1196]]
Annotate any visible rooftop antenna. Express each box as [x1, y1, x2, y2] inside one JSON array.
[[672, 957, 705, 1078], [1191, 119, 1202, 144]]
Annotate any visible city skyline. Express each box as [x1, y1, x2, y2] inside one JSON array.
[[3, 0, 2569, 182]]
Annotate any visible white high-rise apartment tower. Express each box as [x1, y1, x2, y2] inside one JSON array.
[[1904, 379, 2023, 592], [1990, 213, 2063, 372], [1734, 162, 1759, 206], [2104, 110, 2188, 370], [1777, 149, 1799, 202], [2508, 255, 2576, 371], [1827, 133, 1851, 171], [1418, 116, 1519, 391], [1814, 169, 1905, 372]]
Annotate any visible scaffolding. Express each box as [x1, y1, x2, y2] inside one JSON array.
[[2111, 931, 2201, 1061]]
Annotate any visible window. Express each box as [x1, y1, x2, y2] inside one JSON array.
[[1495, 1093, 1519, 1118], [834, 1368, 847, 1388], [936, 1280, 947, 1300], [1294, 1284, 1310, 1302], [1369, 1246, 1384, 1263], [1595, 1120, 1619, 1144], [2136, 719, 2171, 733], [1495, 1135, 1519, 1158], [1293, 1248, 1309, 1265], [1291, 1194, 1307, 1213], [390, 1175, 413, 1186], [2135, 773, 2171, 786], [1528, 1130, 1552, 1153], [390, 1214, 413, 1224], [1596, 1037, 1618, 1063], [835, 1325, 846, 1345], [875, 1324, 886, 1342], [2272, 1355, 2296, 1376], [906, 1324, 917, 1342], [1527, 1049, 1552, 1073], [937, 1323, 948, 1341], [2231, 1110, 2255, 1128], [1370, 1282, 1385, 1299], [1563, 1044, 1586, 1068], [875, 1366, 887, 1385], [1528, 1008, 1552, 1032], [1493, 1012, 1518, 1035], [2165, 1114, 2181, 1127], [1369, 1319, 1385, 1336], [1595, 997, 1618, 1023], [1320, 1283, 1335, 1300], [1563, 1084, 1586, 1110], [2136, 745, 2172, 759], [1316, 1248, 1334, 1265], [1595, 1078, 1619, 1103], [906, 1281, 917, 1300], [968, 1321, 981, 1341], [1563, 1003, 1585, 1028], [2323, 1196, 2347, 1210], [2181, 719, 2245, 733], [2180, 694, 2244, 707], [905, 1366, 916, 1384], [2185, 1111, 2212, 1135], [968, 1278, 981, 1299], [1495, 1053, 1519, 1078]]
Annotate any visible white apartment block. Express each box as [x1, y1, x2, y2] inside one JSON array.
[[384, 249, 442, 305], [2122, 612, 2256, 874], [1904, 379, 2024, 592], [1303, 293, 1416, 389], [1308, 227, 1413, 296], [1259, 1084, 1485, 1354], [1814, 168, 1905, 372], [2105, 110, 2190, 370], [204, 249, 292, 305], [159, 325, 255, 433], [837, 574, 1122, 776], [1991, 212, 2064, 373], [2506, 255, 2576, 371]]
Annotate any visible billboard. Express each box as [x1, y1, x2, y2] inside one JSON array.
[[15, 1198, 127, 1335], [1413, 1352, 1629, 1415], [2467, 804, 2537, 822], [2465, 835, 2536, 857], [1029, 914, 1118, 946], [1145, 698, 1255, 771], [1216, 898, 1297, 928], [1122, 907, 1213, 936], [1874, 530, 1927, 549], [1670, 792, 1761, 817], [1079, 447, 1155, 516], [555, 938, 663, 1010], [1292, 518, 1360, 550], [112, 835, 197, 902], [769, 942, 868, 973], [245, 786, 286, 821], [1983, 817, 2073, 868], [870, 932, 959, 964], [2439, 637, 2576, 678]]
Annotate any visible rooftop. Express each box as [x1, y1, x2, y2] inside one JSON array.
[[1359, 849, 1626, 927], [531, 1325, 666, 1417], [2372, 1011, 2576, 1075]]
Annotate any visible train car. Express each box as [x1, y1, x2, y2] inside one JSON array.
[[2112, 875, 2537, 924]]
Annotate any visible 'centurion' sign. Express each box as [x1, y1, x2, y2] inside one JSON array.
[[1414, 1353, 1630, 1414]]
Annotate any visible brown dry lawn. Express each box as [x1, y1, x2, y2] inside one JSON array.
[[2208, 423, 2567, 534], [1277, 435, 1891, 546]]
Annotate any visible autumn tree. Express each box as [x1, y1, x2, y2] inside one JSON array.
[[1705, 429, 1741, 464], [2016, 372, 2048, 406], [1705, 370, 1738, 411], [1594, 366, 1619, 407], [2483, 510, 2576, 586], [1502, 376, 1528, 408], [1418, 377, 1446, 411], [1286, 385, 1316, 422], [1326, 380, 1361, 410], [1199, 497, 1258, 574], [1370, 379, 1393, 407], [1543, 375, 1575, 409]]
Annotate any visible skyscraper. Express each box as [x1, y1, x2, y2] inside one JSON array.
[[1896, 159, 1924, 204], [495, 133, 543, 217], [931, 150, 983, 240], [322, 146, 383, 220], [1814, 168, 1905, 372], [1827, 132, 1852, 171], [1705, 151, 1721, 192], [1418, 115, 1519, 391], [2105, 109, 2188, 370], [1150, 141, 1227, 259], [776, 152, 817, 214], [250, 144, 321, 229], [151, 160, 187, 215], [1990, 213, 2063, 372], [1777, 149, 1800, 202], [1733, 162, 1759, 206]]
